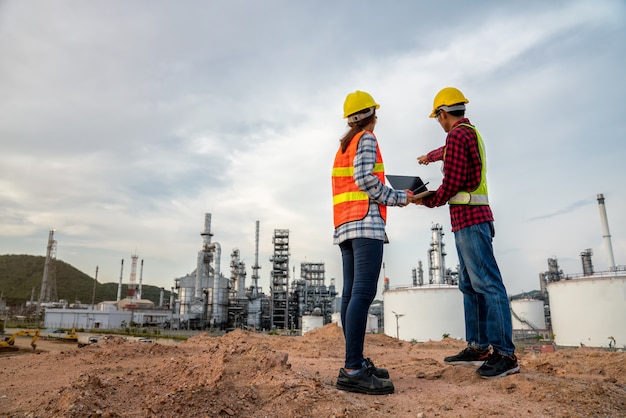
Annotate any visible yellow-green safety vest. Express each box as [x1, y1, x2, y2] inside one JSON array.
[[447, 123, 489, 205]]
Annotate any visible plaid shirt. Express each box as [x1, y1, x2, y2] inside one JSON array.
[[333, 132, 408, 245], [422, 118, 494, 232]]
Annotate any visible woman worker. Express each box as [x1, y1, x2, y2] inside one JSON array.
[[332, 90, 417, 395]]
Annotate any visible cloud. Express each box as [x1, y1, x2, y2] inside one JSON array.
[[0, 0, 624, 298], [528, 199, 595, 222]]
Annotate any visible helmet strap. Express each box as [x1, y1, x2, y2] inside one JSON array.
[[437, 104, 466, 113], [348, 107, 375, 123]]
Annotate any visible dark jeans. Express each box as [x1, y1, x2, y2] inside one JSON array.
[[339, 238, 384, 370], [454, 222, 515, 356]]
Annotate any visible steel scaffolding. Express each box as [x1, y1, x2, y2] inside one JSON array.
[[270, 229, 289, 329]]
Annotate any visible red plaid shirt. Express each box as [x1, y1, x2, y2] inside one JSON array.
[[422, 118, 494, 232]]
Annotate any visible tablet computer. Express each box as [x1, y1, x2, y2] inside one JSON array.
[[386, 175, 435, 199]]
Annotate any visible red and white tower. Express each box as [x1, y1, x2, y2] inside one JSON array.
[[128, 253, 139, 300]]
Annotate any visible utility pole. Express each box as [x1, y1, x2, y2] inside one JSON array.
[[392, 311, 404, 340]]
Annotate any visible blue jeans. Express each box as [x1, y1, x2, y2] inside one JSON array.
[[339, 238, 384, 370], [454, 222, 515, 356]]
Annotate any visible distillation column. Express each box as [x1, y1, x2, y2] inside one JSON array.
[[192, 213, 227, 328], [580, 249, 594, 276], [251, 220, 261, 298], [428, 224, 446, 284], [411, 260, 424, 286], [230, 249, 247, 299], [247, 221, 263, 329]]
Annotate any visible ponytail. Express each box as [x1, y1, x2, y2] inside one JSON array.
[[339, 110, 376, 153]]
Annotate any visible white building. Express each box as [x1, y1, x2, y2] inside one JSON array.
[[44, 308, 172, 329], [383, 285, 464, 342]]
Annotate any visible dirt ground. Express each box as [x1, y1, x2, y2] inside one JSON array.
[[1, 324, 625, 417]]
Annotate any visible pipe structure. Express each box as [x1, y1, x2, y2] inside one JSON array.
[[597, 194, 616, 271]]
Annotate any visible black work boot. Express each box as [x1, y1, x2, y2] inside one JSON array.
[[443, 346, 490, 366], [363, 358, 390, 379], [476, 350, 520, 379], [336, 367, 394, 395]]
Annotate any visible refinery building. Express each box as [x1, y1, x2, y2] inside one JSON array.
[[41, 194, 625, 350]]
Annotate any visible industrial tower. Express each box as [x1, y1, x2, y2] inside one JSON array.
[[428, 224, 446, 284], [270, 229, 290, 329], [250, 221, 261, 298], [291, 262, 337, 326], [229, 248, 247, 328], [37, 230, 58, 313], [426, 224, 458, 285], [125, 253, 139, 309], [245, 220, 265, 330]]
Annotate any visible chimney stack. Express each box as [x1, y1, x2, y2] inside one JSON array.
[[597, 193, 616, 271]]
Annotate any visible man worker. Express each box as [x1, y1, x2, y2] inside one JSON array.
[[415, 87, 519, 379]]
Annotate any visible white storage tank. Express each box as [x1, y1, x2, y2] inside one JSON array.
[[366, 314, 379, 334], [510, 298, 546, 330], [331, 312, 342, 327], [383, 285, 464, 342], [547, 274, 626, 347], [328, 313, 377, 332], [301, 315, 324, 335]]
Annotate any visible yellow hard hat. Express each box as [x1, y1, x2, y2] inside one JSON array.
[[430, 87, 469, 118], [343, 90, 380, 119]]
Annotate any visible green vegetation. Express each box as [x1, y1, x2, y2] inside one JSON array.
[[88, 328, 190, 341], [510, 289, 543, 300], [0, 254, 169, 307]]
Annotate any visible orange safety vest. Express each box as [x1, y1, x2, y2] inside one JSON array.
[[332, 131, 386, 228]]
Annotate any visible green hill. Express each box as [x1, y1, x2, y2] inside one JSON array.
[[0, 254, 169, 308]]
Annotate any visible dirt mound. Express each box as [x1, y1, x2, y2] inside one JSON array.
[[1, 325, 625, 417]]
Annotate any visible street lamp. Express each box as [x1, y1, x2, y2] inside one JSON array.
[[391, 311, 404, 340]]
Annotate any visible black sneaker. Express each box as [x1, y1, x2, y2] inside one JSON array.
[[476, 351, 520, 379], [364, 358, 390, 379], [336, 367, 394, 395], [444, 346, 490, 366]]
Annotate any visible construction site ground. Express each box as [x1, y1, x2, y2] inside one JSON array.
[[1, 324, 625, 417]]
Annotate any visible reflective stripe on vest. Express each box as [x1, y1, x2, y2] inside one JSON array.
[[447, 123, 489, 205], [332, 131, 387, 228]]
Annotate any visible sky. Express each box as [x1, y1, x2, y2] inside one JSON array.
[[1, 1, 625, 301]]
